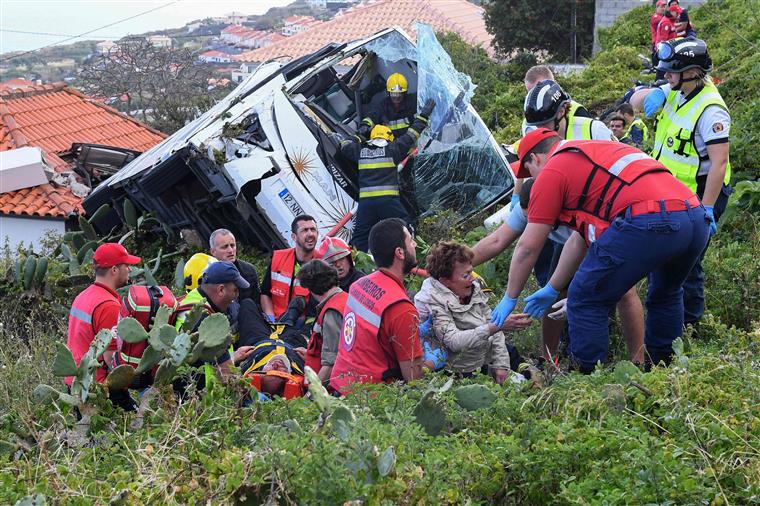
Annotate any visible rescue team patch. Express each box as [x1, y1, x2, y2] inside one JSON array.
[[342, 312, 356, 351], [667, 137, 674, 147], [712, 122, 724, 133]]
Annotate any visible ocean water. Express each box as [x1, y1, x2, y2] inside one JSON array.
[[0, 0, 293, 54]]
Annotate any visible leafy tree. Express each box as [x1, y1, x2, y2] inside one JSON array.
[[78, 38, 217, 133], [484, 0, 596, 62]]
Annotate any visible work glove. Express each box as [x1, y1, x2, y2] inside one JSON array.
[[491, 294, 518, 327], [509, 193, 520, 211], [704, 205, 717, 237], [329, 132, 347, 144], [548, 298, 568, 321], [643, 87, 666, 118], [419, 314, 433, 339], [524, 283, 560, 320], [423, 341, 447, 371], [358, 122, 371, 140], [420, 98, 436, 119]]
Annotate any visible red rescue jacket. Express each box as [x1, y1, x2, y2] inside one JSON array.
[[270, 248, 310, 318], [329, 270, 410, 394], [305, 289, 348, 372], [553, 141, 670, 245], [66, 283, 118, 386]]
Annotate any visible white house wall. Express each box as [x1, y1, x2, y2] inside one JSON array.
[[0, 215, 65, 252]]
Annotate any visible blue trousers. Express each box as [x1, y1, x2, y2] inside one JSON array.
[[567, 203, 710, 369], [351, 196, 410, 252], [683, 185, 731, 324]]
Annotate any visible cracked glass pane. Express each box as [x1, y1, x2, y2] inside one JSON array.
[[413, 23, 513, 221]]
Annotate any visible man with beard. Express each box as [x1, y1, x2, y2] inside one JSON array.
[[330, 218, 433, 395], [260, 215, 319, 322]]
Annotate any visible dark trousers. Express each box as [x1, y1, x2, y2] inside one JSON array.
[[683, 185, 731, 324], [238, 299, 307, 349], [567, 204, 710, 369], [351, 196, 410, 252]]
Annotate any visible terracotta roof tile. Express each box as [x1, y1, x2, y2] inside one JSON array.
[[235, 0, 494, 63], [0, 82, 165, 218], [0, 183, 83, 219]]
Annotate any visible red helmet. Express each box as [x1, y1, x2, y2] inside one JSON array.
[[317, 236, 352, 264]]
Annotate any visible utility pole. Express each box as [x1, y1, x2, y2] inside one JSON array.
[[571, 0, 578, 63]]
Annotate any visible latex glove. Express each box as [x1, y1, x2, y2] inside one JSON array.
[[524, 283, 559, 320], [266, 313, 276, 324], [644, 88, 666, 118], [423, 341, 447, 371], [419, 314, 433, 339], [491, 294, 517, 327], [420, 98, 436, 119], [509, 193, 520, 211], [548, 298, 568, 321], [704, 205, 717, 237]]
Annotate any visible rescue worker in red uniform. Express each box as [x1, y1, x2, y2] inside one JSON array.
[[491, 129, 710, 371], [66, 243, 141, 409], [260, 214, 319, 321], [298, 259, 348, 386], [330, 218, 437, 395]]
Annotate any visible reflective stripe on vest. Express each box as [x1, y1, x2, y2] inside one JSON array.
[[388, 118, 410, 130], [270, 248, 310, 318], [625, 117, 649, 143], [329, 271, 412, 394], [652, 82, 731, 192], [66, 283, 117, 386], [553, 140, 671, 244], [358, 146, 399, 199]]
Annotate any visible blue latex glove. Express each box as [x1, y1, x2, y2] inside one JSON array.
[[258, 392, 272, 402], [704, 205, 717, 236], [423, 341, 447, 371], [266, 314, 276, 324], [509, 193, 520, 211], [419, 315, 433, 339], [644, 88, 666, 118], [491, 294, 517, 327], [524, 283, 560, 320]]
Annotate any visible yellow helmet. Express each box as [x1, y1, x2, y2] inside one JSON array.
[[386, 73, 408, 94], [183, 253, 217, 292], [370, 124, 394, 142]]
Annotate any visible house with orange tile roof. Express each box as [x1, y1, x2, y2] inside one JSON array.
[[0, 82, 165, 250], [234, 0, 495, 70]]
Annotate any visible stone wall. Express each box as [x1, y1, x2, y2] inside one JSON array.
[[593, 0, 706, 52]]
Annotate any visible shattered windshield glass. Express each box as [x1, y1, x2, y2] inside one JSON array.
[[413, 23, 513, 220]]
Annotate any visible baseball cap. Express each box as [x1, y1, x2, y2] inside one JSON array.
[[515, 128, 561, 178], [93, 243, 141, 268], [201, 261, 250, 289]]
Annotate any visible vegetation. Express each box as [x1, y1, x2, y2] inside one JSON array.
[[1, 1, 759, 503], [484, 0, 596, 63]]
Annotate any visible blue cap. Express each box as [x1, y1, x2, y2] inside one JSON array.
[[201, 261, 250, 289]]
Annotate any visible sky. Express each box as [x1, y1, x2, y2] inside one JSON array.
[[0, 0, 294, 54]]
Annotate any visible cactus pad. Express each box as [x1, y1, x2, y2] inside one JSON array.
[[117, 317, 149, 344], [197, 313, 230, 348], [454, 384, 497, 411], [148, 324, 176, 352], [52, 342, 78, 377], [305, 366, 333, 411], [153, 304, 172, 328], [168, 333, 192, 366], [32, 384, 59, 404], [414, 391, 446, 436], [106, 365, 136, 390], [135, 345, 162, 374], [91, 329, 114, 358], [154, 361, 177, 385]]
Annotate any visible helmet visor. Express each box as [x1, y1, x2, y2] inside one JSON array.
[[657, 42, 674, 62]]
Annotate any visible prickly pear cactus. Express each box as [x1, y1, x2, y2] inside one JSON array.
[[305, 366, 334, 411], [178, 304, 206, 334], [135, 345, 162, 374], [148, 324, 176, 352], [454, 384, 497, 411], [153, 304, 172, 328], [52, 342, 78, 377], [168, 333, 192, 367], [413, 391, 447, 436], [91, 329, 113, 358], [153, 361, 177, 385], [197, 313, 230, 348], [106, 365, 135, 390], [117, 317, 149, 344]]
